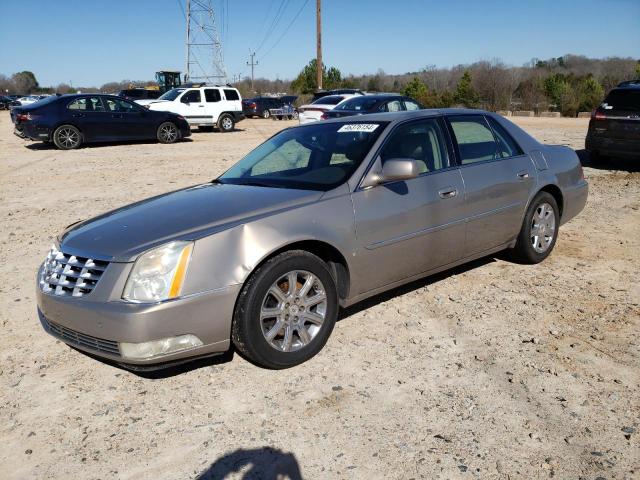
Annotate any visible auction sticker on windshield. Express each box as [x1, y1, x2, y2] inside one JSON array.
[[337, 124, 379, 133]]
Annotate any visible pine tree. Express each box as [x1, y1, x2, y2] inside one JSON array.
[[453, 70, 480, 108]]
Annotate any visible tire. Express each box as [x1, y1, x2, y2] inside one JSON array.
[[510, 191, 559, 264], [262, 109, 270, 119], [218, 114, 234, 132], [53, 125, 82, 150], [292, 111, 299, 120], [232, 250, 339, 369], [157, 122, 179, 144]]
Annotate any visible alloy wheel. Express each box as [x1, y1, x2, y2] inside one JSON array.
[[530, 202, 556, 253], [57, 128, 80, 148], [221, 117, 233, 131], [159, 124, 178, 143], [260, 270, 327, 352]]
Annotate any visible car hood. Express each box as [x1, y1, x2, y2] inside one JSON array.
[[59, 183, 323, 262]]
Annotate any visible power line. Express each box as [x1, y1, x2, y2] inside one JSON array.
[[255, 0, 291, 54], [259, 0, 310, 62]]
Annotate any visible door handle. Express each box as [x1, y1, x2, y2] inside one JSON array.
[[198, 105, 205, 107], [438, 187, 458, 199], [72, 113, 85, 118], [517, 171, 530, 179], [111, 113, 123, 119]]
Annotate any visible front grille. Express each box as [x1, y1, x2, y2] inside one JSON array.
[[44, 318, 120, 356], [40, 247, 109, 297]]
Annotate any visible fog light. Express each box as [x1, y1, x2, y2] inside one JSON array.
[[120, 334, 203, 360]]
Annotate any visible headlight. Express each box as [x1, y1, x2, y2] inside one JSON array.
[[122, 241, 193, 303]]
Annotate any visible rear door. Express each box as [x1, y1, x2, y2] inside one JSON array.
[[66, 96, 111, 141], [223, 88, 242, 114], [351, 117, 466, 295], [447, 114, 535, 256], [203, 88, 222, 124]]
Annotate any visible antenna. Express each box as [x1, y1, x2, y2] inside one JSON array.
[[184, 0, 227, 84]]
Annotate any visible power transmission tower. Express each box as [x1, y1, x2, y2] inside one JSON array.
[[247, 52, 258, 91], [316, 0, 322, 90], [184, 0, 227, 84]]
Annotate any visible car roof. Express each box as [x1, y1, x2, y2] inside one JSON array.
[[320, 108, 493, 124]]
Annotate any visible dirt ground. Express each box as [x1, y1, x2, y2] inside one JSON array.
[[0, 114, 638, 480]]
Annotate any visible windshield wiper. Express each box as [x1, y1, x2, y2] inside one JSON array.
[[236, 180, 282, 188]]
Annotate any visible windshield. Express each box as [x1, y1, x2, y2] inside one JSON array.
[[313, 95, 345, 106], [603, 89, 640, 112], [158, 88, 186, 101], [218, 121, 387, 191], [335, 96, 381, 111]]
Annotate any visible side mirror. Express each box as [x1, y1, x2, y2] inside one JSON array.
[[361, 157, 420, 188]]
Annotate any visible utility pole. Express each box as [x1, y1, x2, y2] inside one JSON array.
[[316, 0, 322, 90], [247, 52, 258, 91]]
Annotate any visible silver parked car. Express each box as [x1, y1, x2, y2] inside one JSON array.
[[36, 109, 588, 369]]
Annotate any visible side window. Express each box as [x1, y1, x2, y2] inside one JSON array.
[[204, 89, 221, 102], [486, 116, 523, 158], [381, 118, 451, 173], [68, 97, 105, 112], [181, 89, 202, 103], [386, 100, 403, 112], [104, 98, 138, 113], [448, 115, 498, 164], [404, 100, 420, 111], [224, 89, 240, 101]]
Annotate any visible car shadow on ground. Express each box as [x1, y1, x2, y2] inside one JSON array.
[[24, 138, 194, 150], [576, 149, 640, 173], [196, 447, 303, 480]]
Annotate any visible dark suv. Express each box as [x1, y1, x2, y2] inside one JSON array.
[[242, 96, 295, 118], [586, 80, 640, 160]]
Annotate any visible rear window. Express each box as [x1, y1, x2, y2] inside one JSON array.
[[313, 95, 345, 105], [603, 89, 640, 112], [224, 89, 240, 101]]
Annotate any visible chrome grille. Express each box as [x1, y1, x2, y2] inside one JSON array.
[[40, 246, 109, 297], [44, 317, 120, 356]]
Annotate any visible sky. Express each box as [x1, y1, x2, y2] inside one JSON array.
[[0, 0, 638, 87]]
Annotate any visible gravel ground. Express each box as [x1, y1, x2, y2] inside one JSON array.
[[0, 114, 638, 479]]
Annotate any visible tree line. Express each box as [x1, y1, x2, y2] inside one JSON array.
[[2, 54, 638, 116]]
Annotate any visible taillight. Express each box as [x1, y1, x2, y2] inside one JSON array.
[[592, 110, 606, 120], [16, 113, 35, 122], [320, 113, 328, 120]]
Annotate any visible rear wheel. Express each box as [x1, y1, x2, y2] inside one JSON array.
[[218, 114, 234, 132], [510, 191, 559, 264], [157, 122, 179, 143], [53, 125, 82, 150], [292, 110, 299, 120], [232, 250, 338, 369]]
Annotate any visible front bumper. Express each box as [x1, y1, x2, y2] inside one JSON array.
[[36, 274, 241, 366]]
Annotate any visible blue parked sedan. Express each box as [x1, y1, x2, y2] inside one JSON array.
[[11, 94, 191, 149], [321, 94, 423, 120]]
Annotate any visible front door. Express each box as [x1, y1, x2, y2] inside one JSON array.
[[351, 117, 466, 295], [103, 97, 153, 139], [179, 89, 206, 125], [66, 96, 111, 141], [447, 114, 536, 256]]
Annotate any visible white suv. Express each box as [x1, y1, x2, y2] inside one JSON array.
[[143, 86, 244, 132]]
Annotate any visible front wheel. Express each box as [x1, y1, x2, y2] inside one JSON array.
[[218, 114, 234, 132], [262, 109, 270, 119], [53, 125, 82, 150], [232, 250, 338, 369], [291, 110, 299, 120], [157, 122, 179, 143], [510, 191, 559, 264]]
